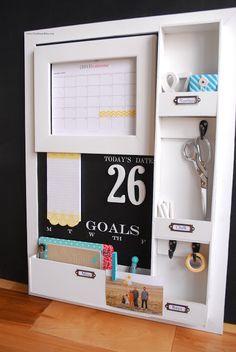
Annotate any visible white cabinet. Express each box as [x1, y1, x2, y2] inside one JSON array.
[[25, 8, 236, 334]]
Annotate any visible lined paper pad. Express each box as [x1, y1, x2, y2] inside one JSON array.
[[47, 244, 102, 269], [52, 58, 136, 136], [47, 153, 81, 227]]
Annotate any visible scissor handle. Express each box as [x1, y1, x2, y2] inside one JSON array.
[[183, 140, 197, 161], [195, 137, 211, 165]]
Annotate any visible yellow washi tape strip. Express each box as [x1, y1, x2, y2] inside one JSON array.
[[47, 153, 81, 159], [99, 110, 136, 118], [47, 212, 81, 227], [185, 252, 206, 273]]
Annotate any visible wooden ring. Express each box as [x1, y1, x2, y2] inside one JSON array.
[[185, 252, 206, 273]]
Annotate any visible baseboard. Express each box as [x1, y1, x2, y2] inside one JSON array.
[[0, 278, 28, 293], [224, 323, 236, 334]]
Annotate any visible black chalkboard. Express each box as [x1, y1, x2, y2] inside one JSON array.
[[38, 153, 154, 269]]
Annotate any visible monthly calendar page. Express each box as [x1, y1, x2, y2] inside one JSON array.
[[52, 58, 136, 136]]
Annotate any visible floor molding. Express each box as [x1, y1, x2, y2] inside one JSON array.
[[224, 323, 236, 334], [0, 278, 28, 293]]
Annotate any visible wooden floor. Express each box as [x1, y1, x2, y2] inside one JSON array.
[[0, 279, 235, 352]]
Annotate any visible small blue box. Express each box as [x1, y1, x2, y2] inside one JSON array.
[[188, 74, 218, 92]]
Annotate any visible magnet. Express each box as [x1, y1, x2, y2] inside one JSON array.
[[131, 256, 139, 274]]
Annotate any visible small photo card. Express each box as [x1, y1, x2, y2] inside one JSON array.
[[106, 272, 163, 315]]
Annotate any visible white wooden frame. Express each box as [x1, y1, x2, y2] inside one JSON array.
[[25, 8, 236, 334], [34, 35, 156, 155]]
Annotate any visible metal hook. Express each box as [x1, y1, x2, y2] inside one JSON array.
[[192, 242, 201, 262], [168, 240, 177, 259], [199, 120, 208, 140]]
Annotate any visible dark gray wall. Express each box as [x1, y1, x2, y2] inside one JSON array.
[[0, 0, 235, 322]]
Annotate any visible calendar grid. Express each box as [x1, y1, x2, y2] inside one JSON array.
[[52, 59, 136, 136]]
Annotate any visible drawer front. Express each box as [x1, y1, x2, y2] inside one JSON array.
[[163, 298, 207, 326], [29, 256, 106, 306], [159, 92, 217, 116], [153, 218, 212, 244]]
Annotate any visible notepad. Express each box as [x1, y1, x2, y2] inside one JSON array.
[[51, 58, 136, 136], [47, 244, 102, 269], [47, 153, 81, 227], [38, 237, 114, 269]]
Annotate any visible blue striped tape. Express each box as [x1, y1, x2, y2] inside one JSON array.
[[38, 236, 103, 259], [188, 74, 218, 92]]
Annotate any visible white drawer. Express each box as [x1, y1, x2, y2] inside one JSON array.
[[29, 255, 106, 306], [163, 298, 207, 326], [153, 217, 212, 244], [158, 92, 217, 117]]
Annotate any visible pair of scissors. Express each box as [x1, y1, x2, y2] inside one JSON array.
[[183, 132, 211, 218]]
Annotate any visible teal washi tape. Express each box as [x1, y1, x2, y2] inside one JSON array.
[[112, 252, 118, 281], [188, 74, 218, 92], [38, 236, 103, 259]]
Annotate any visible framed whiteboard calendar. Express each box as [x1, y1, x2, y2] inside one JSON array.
[[34, 35, 157, 155]]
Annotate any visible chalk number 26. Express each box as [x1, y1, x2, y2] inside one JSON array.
[[107, 164, 146, 205]]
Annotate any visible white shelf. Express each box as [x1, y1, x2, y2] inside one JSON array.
[[29, 255, 208, 327], [158, 92, 217, 117], [29, 255, 106, 306], [153, 217, 212, 244], [163, 297, 207, 326]]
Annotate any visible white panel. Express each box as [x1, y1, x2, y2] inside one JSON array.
[[160, 116, 216, 139], [29, 256, 106, 306], [157, 240, 209, 259], [156, 252, 208, 303], [163, 298, 207, 326], [157, 239, 193, 257], [162, 27, 219, 74], [205, 14, 236, 334], [153, 218, 212, 243], [158, 92, 217, 116]]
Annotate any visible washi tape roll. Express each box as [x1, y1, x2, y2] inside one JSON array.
[[188, 74, 218, 92], [185, 252, 206, 273]]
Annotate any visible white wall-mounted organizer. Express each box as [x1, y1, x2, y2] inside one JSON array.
[[25, 8, 236, 334]]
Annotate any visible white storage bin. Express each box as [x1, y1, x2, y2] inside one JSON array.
[[29, 256, 106, 306], [163, 298, 207, 326], [158, 92, 217, 117], [153, 217, 212, 243]]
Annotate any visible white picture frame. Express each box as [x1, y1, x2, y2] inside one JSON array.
[[34, 35, 157, 155]]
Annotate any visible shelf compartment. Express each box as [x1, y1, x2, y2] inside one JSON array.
[[158, 92, 217, 117], [163, 297, 207, 326], [29, 255, 164, 321], [29, 256, 152, 306], [29, 255, 106, 306], [153, 217, 212, 243]]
